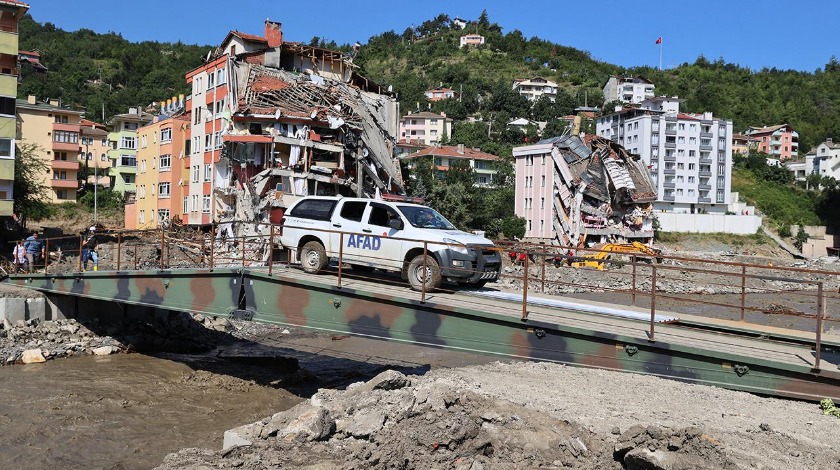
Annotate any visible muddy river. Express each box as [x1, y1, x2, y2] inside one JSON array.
[[0, 329, 497, 470]]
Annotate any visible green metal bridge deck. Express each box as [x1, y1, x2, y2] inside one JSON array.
[[4, 264, 839, 402]]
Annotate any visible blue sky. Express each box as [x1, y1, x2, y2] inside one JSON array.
[[31, 0, 840, 72]]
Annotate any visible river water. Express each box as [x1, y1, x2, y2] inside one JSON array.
[[0, 329, 497, 470]]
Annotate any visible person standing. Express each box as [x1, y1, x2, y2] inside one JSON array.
[[12, 239, 25, 272], [82, 226, 99, 271], [23, 231, 44, 273]]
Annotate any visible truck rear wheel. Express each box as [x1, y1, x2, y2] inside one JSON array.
[[300, 241, 328, 274], [407, 254, 442, 292]]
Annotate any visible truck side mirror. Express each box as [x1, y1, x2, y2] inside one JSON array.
[[387, 218, 403, 230]]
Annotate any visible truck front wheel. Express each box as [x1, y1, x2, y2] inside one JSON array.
[[300, 241, 328, 274], [407, 254, 442, 292]]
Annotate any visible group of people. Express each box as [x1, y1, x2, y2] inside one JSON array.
[[10, 226, 99, 273]]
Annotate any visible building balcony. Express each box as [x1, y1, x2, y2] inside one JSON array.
[[0, 73, 15, 96], [699, 170, 712, 177], [0, 198, 11, 216], [51, 159, 79, 170], [664, 129, 677, 135], [0, 30, 19, 56], [50, 179, 78, 189], [700, 119, 713, 125], [698, 183, 712, 190], [53, 141, 79, 152], [53, 122, 80, 133], [700, 131, 713, 138], [663, 168, 676, 175], [664, 142, 676, 149], [664, 154, 676, 162], [698, 197, 711, 203], [699, 144, 713, 151], [664, 115, 677, 122], [770, 139, 781, 146], [662, 194, 675, 201], [699, 157, 713, 165], [663, 182, 675, 189]]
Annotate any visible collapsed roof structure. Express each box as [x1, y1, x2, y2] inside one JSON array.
[[203, 22, 404, 227], [514, 133, 657, 248]]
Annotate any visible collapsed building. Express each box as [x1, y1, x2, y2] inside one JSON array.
[[185, 21, 404, 235], [512, 133, 657, 248]]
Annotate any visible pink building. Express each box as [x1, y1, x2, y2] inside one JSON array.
[[743, 124, 798, 161], [398, 111, 452, 146], [424, 87, 458, 101]]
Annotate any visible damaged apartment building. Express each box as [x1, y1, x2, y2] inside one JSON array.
[[183, 20, 403, 232], [512, 134, 657, 248]]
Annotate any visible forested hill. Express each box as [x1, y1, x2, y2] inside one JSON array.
[[17, 14, 210, 121], [15, 12, 840, 152]]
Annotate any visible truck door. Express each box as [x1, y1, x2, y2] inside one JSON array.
[[361, 202, 404, 270], [332, 200, 368, 264]]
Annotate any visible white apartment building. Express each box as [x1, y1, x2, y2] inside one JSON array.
[[398, 111, 452, 146], [602, 76, 655, 105], [596, 97, 734, 213], [790, 138, 840, 182], [512, 77, 558, 102]]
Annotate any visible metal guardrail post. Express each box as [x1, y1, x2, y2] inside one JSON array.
[[241, 234, 246, 268], [209, 224, 215, 271], [133, 241, 138, 270], [78, 236, 83, 272], [421, 241, 428, 304], [521, 254, 529, 321], [116, 232, 122, 271], [540, 253, 545, 293], [815, 282, 824, 370], [649, 265, 657, 342], [160, 229, 166, 269], [740, 265, 746, 321], [268, 224, 275, 276], [338, 232, 344, 289], [44, 238, 49, 274], [631, 255, 637, 306]]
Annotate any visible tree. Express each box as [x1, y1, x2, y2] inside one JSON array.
[[794, 225, 809, 251], [13, 142, 50, 228]]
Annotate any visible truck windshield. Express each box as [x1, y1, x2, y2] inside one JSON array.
[[398, 205, 456, 229]]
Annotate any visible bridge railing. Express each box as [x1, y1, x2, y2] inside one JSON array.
[[10, 223, 836, 368]]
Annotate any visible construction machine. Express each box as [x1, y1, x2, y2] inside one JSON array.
[[565, 242, 662, 270]]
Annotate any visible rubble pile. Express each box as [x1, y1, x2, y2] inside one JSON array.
[[0, 312, 245, 365], [155, 370, 750, 470]]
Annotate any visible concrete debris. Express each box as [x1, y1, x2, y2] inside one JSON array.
[[515, 134, 656, 249]]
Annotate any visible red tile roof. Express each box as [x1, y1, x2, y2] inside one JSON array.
[[251, 74, 290, 93], [232, 31, 267, 43], [402, 145, 500, 161]]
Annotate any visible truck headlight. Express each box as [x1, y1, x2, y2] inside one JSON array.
[[443, 238, 469, 255]]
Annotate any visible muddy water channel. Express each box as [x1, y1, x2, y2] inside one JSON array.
[[0, 353, 299, 470]]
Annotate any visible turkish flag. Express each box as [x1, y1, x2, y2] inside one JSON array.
[[655, 37, 662, 44]]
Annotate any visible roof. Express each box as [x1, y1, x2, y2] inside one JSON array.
[[0, 0, 29, 9], [745, 124, 794, 135], [16, 98, 83, 115], [106, 110, 153, 126], [425, 87, 456, 93], [732, 133, 760, 142], [401, 145, 500, 162], [402, 111, 451, 120]]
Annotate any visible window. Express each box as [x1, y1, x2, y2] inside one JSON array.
[[53, 131, 79, 143], [53, 170, 67, 180], [194, 106, 202, 125], [541, 175, 545, 187], [340, 201, 367, 222], [139, 210, 145, 225], [0, 96, 15, 116], [203, 164, 212, 181], [56, 189, 68, 200], [678, 123, 685, 131], [161, 128, 172, 143], [159, 154, 171, 170], [202, 196, 211, 213], [158, 209, 170, 224], [140, 160, 146, 173], [55, 115, 68, 124], [192, 165, 200, 183], [688, 176, 695, 183], [540, 197, 545, 209], [183, 197, 189, 214], [101, 153, 108, 162], [718, 164, 725, 174], [677, 163, 684, 170], [141, 135, 147, 148], [214, 100, 224, 116], [159, 182, 171, 198], [124, 122, 138, 131], [689, 150, 696, 157], [120, 137, 136, 149], [120, 156, 136, 167], [207, 71, 215, 89], [689, 124, 696, 130], [688, 163, 695, 170], [217, 68, 226, 85], [54, 152, 68, 161], [204, 134, 211, 149]]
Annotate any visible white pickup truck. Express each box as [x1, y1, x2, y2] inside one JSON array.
[[279, 196, 501, 291]]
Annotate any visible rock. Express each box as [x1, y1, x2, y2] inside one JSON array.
[[21, 349, 46, 364], [346, 408, 386, 438], [279, 406, 335, 442], [369, 370, 409, 391], [92, 346, 115, 356], [281, 329, 291, 334], [223, 430, 253, 451], [624, 448, 667, 470], [59, 323, 80, 335], [759, 423, 773, 432], [212, 317, 233, 330]]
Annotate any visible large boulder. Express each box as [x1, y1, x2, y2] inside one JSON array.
[[21, 349, 46, 364]]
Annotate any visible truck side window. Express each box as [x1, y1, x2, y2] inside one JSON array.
[[339, 201, 367, 222], [368, 203, 398, 227], [288, 199, 337, 221]]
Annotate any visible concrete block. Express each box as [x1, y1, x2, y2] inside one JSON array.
[[25, 297, 46, 322], [222, 429, 253, 450], [0, 298, 27, 323]]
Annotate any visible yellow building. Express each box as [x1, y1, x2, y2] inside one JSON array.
[[17, 96, 84, 202], [0, 0, 29, 215]]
